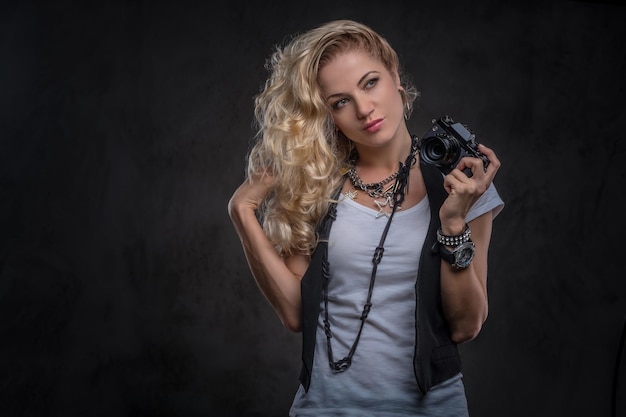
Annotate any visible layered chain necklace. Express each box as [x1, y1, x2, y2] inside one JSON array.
[[345, 136, 419, 218]]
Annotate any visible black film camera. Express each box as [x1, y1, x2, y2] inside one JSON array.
[[417, 115, 490, 176]]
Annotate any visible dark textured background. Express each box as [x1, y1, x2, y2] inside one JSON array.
[[1, 1, 625, 416]]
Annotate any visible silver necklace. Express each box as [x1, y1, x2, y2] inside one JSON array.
[[345, 136, 419, 217], [347, 167, 399, 198], [347, 169, 399, 218]]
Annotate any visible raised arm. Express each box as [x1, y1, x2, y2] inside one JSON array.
[[227, 175, 310, 332], [437, 144, 501, 343]]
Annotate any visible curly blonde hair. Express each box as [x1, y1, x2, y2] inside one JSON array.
[[247, 19, 419, 256]]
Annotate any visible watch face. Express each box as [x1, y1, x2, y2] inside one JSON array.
[[453, 241, 475, 269]]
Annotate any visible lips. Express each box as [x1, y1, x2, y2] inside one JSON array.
[[364, 118, 383, 133]]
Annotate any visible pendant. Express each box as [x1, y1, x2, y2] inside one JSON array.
[[342, 189, 358, 201], [374, 196, 400, 218]]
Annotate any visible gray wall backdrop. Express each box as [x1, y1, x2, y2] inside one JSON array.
[[2, 1, 625, 416]]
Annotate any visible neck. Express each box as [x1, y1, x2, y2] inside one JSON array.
[[354, 131, 413, 171]]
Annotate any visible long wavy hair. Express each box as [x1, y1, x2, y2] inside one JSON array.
[[247, 19, 419, 256]]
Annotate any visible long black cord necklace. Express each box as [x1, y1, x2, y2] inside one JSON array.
[[322, 136, 419, 372]]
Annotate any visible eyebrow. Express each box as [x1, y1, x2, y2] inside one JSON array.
[[324, 71, 380, 101]]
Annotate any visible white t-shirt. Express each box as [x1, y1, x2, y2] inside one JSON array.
[[290, 183, 504, 417]]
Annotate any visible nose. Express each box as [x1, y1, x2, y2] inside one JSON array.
[[354, 95, 374, 119]]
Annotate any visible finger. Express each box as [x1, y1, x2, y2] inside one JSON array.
[[478, 144, 501, 172], [455, 156, 486, 179], [445, 169, 478, 197], [443, 172, 463, 194], [248, 171, 276, 192], [447, 166, 472, 183]]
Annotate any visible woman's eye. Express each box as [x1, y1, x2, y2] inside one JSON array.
[[365, 78, 379, 89], [332, 98, 349, 109]]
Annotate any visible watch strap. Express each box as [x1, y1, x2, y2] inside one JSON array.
[[438, 244, 457, 265]]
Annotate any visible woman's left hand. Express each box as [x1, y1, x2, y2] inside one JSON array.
[[439, 144, 501, 234]]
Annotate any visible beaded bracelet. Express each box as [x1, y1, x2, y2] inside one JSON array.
[[436, 223, 471, 246]]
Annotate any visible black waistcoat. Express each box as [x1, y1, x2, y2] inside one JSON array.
[[298, 162, 462, 394]]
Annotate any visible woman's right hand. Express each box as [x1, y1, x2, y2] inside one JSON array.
[[228, 173, 275, 217]]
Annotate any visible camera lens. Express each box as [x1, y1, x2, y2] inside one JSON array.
[[420, 136, 461, 167], [427, 141, 446, 160]]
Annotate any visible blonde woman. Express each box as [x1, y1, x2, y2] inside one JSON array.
[[228, 19, 504, 416]]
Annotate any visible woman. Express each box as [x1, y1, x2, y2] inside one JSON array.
[[228, 19, 504, 416]]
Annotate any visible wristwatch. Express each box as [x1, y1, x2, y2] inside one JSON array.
[[439, 240, 476, 269]]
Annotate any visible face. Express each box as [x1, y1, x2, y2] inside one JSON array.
[[318, 50, 405, 148]]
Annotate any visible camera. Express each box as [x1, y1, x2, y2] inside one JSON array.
[[417, 115, 490, 176]]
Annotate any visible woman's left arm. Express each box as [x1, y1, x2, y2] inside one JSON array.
[[438, 144, 501, 344], [440, 212, 493, 343]]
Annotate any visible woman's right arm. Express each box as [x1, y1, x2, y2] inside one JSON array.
[[227, 175, 309, 332]]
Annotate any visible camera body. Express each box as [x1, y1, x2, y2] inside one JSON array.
[[417, 115, 490, 176]]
